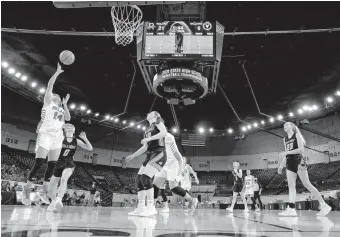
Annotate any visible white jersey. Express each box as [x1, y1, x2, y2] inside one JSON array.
[[244, 175, 254, 189], [39, 101, 65, 133], [183, 164, 193, 183], [165, 133, 183, 167]]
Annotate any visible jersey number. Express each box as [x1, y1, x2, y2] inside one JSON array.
[[63, 149, 70, 157], [286, 143, 293, 150], [53, 112, 63, 121]]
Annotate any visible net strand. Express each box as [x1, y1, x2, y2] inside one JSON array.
[[111, 6, 142, 46]]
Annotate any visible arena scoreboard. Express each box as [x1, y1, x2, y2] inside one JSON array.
[[137, 21, 217, 60]]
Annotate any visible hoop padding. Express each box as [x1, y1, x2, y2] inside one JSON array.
[[111, 5, 143, 46]]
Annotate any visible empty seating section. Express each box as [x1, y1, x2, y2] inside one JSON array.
[[198, 171, 227, 184]]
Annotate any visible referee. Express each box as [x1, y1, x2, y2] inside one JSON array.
[[252, 177, 263, 211]]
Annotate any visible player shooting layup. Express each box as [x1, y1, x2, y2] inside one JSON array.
[[22, 63, 71, 205]]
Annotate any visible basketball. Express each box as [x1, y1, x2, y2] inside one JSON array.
[[59, 50, 75, 65]]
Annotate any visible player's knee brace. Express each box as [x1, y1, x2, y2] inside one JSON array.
[[28, 158, 46, 181], [136, 175, 144, 192], [44, 161, 57, 181], [171, 186, 187, 198], [141, 174, 153, 190]]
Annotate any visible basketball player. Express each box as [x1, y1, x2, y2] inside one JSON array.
[[125, 111, 167, 216], [278, 122, 331, 216], [252, 177, 263, 211], [22, 63, 71, 205], [47, 124, 93, 212], [153, 133, 198, 214], [243, 170, 255, 207], [226, 161, 249, 213], [180, 157, 199, 213]]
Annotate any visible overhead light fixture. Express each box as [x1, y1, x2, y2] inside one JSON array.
[[2, 62, 9, 68], [110, 117, 114, 121], [15, 72, 21, 78], [289, 112, 294, 117], [86, 110, 91, 114], [241, 126, 247, 132], [172, 127, 178, 133], [261, 120, 265, 125], [142, 126, 146, 131], [247, 125, 251, 129], [209, 128, 214, 133], [227, 128, 233, 134], [80, 105, 86, 111], [336, 91, 340, 96], [8, 68, 15, 74], [137, 125, 141, 129], [298, 109, 303, 115], [253, 122, 258, 128], [39, 88, 45, 94], [302, 105, 309, 111], [198, 127, 205, 134], [95, 113, 99, 117], [277, 115, 283, 120], [105, 115, 110, 120], [70, 104, 76, 110], [122, 120, 127, 124], [21, 75, 27, 81], [269, 117, 274, 123], [326, 97, 333, 103], [114, 118, 119, 123], [31, 82, 37, 88], [130, 122, 135, 127]]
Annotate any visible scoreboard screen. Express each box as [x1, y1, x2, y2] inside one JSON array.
[[142, 21, 215, 59]]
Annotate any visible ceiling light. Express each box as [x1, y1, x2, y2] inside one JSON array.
[[289, 112, 294, 117], [21, 75, 27, 81], [261, 120, 265, 125], [70, 104, 76, 110], [31, 82, 37, 88], [105, 115, 110, 120], [302, 105, 309, 111], [95, 113, 99, 117], [326, 97, 333, 103], [2, 62, 9, 68], [110, 117, 114, 121], [209, 128, 214, 133], [80, 105, 86, 111], [87, 110, 91, 114], [142, 126, 146, 131], [269, 117, 274, 123], [198, 127, 205, 134], [298, 109, 303, 115], [241, 126, 247, 132], [122, 120, 127, 124], [130, 122, 135, 127], [15, 72, 21, 78], [247, 125, 251, 129], [227, 128, 233, 134], [8, 68, 15, 74], [137, 125, 141, 129], [39, 88, 45, 94], [253, 123, 258, 128], [114, 118, 119, 123], [335, 91, 340, 96], [172, 127, 178, 133], [277, 115, 283, 120]]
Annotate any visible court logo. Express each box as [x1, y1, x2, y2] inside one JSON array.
[[203, 22, 212, 31]]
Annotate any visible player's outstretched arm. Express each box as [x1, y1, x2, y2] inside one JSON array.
[[62, 94, 71, 121], [77, 132, 93, 151], [141, 122, 167, 144], [44, 63, 64, 105], [125, 143, 148, 162]]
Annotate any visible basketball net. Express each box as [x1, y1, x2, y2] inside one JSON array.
[[111, 5, 143, 46]]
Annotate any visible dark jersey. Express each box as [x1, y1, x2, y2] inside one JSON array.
[[144, 123, 165, 152], [284, 132, 300, 158], [58, 137, 78, 165], [232, 169, 243, 184]]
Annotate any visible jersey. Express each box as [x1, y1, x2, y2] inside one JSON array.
[[144, 123, 165, 152], [165, 133, 183, 165], [284, 132, 300, 159], [39, 101, 65, 133], [57, 137, 77, 166], [244, 175, 254, 189], [232, 169, 243, 184], [183, 164, 193, 182]]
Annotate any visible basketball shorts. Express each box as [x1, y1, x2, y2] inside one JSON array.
[[138, 148, 167, 178], [233, 182, 243, 193], [35, 131, 64, 152], [155, 158, 180, 182], [243, 187, 254, 196], [53, 162, 75, 178], [286, 155, 306, 173]]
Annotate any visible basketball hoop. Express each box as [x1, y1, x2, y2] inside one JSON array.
[[111, 5, 143, 46]]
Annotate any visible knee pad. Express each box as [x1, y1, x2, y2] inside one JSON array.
[[141, 174, 153, 190], [44, 161, 57, 182], [171, 186, 187, 198], [136, 175, 144, 192]]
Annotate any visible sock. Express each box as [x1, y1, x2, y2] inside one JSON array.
[[44, 161, 57, 182], [138, 190, 146, 207], [42, 181, 49, 193], [146, 188, 154, 207], [289, 203, 296, 209]]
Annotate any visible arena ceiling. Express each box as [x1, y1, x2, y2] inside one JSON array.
[[2, 2, 340, 131]]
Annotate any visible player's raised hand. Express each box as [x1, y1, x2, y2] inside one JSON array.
[[79, 132, 87, 140], [57, 63, 64, 74], [63, 94, 70, 105]]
